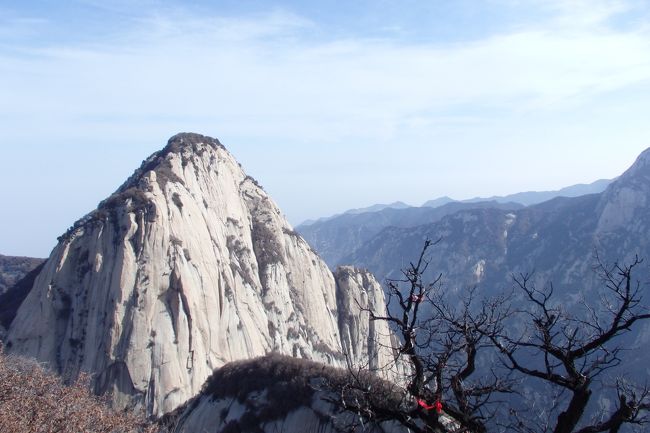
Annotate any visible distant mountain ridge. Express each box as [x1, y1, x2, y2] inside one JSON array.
[[297, 179, 612, 268], [341, 162, 643, 293], [342, 148, 650, 365], [297, 201, 523, 267], [300, 201, 412, 227], [423, 178, 612, 207], [299, 179, 611, 230]]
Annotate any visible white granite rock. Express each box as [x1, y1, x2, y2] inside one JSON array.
[[597, 148, 650, 233], [7, 133, 396, 417]]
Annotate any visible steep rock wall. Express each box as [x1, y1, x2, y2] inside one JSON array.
[[6, 133, 395, 416]]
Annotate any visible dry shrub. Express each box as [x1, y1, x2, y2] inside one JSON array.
[[0, 347, 158, 433], [200, 353, 407, 422]]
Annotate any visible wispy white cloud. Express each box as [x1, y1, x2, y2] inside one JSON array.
[[128, 8, 315, 44], [1, 5, 648, 144], [533, 0, 635, 26], [492, 0, 648, 35]]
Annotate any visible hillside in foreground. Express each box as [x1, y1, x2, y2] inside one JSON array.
[[0, 346, 158, 433]]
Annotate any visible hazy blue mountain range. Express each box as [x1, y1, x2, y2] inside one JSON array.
[[342, 161, 643, 288], [299, 201, 412, 226], [297, 179, 612, 268], [425, 178, 612, 207], [297, 201, 524, 267], [341, 149, 650, 380], [331, 150, 649, 428]]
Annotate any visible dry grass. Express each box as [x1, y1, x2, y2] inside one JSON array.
[[0, 347, 158, 433]]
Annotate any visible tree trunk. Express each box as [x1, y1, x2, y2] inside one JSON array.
[[553, 387, 592, 433]]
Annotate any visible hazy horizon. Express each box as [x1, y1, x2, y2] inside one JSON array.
[[0, 141, 636, 258], [2, 0, 650, 257]]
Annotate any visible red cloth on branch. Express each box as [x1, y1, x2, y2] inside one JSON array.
[[417, 398, 443, 414]]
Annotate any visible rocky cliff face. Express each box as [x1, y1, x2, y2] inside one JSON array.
[[597, 149, 650, 235], [334, 266, 397, 375], [6, 133, 394, 417]]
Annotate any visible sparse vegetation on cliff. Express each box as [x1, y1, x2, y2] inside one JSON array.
[[0, 254, 45, 295], [0, 347, 159, 433], [166, 353, 407, 431]]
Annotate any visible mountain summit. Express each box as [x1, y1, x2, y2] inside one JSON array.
[[5, 133, 394, 416]]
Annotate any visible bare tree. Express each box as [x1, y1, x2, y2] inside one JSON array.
[[490, 255, 650, 433], [338, 240, 514, 432], [337, 241, 650, 433]]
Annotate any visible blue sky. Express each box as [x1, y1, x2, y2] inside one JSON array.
[[2, 0, 650, 257]]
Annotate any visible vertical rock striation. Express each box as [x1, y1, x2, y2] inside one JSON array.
[[6, 133, 395, 417], [334, 266, 396, 376]]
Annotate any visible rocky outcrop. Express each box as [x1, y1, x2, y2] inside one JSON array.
[[597, 148, 650, 233], [334, 266, 397, 375], [0, 261, 47, 335], [6, 133, 395, 417], [165, 354, 410, 433], [0, 254, 45, 295]]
